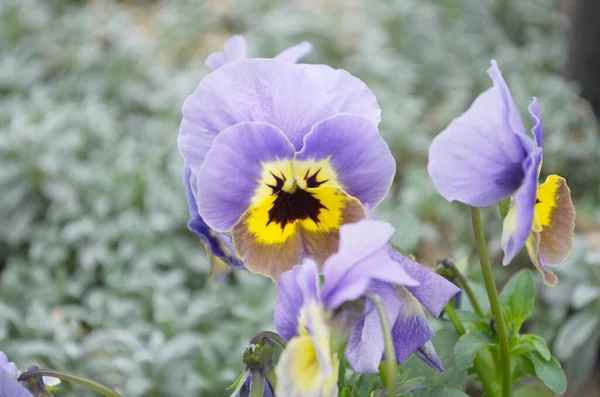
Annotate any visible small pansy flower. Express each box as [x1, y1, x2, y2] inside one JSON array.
[[428, 60, 575, 286], [180, 37, 393, 279], [0, 352, 33, 397], [274, 220, 419, 395], [183, 36, 313, 279]]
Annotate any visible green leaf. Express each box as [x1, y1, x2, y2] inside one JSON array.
[[411, 387, 470, 397], [514, 381, 554, 397], [499, 269, 535, 331], [398, 329, 467, 389], [519, 334, 552, 361], [454, 329, 495, 370], [525, 352, 567, 395]]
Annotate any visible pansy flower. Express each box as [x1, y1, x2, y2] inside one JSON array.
[[183, 36, 314, 279], [428, 60, 575, 285], [0, 352, 33, 397], [274, 220, 423, 395], [179, 38, 394, 279]]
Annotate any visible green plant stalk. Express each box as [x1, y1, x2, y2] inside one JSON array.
[[443, 259, 485, 317], [471, 207, 512, 397], [250, 331, 287, 349], [445, 302, 497, 397], [249, 372, 266, 397], [18, 369, 123, 397], [367, 293, 396, 397]]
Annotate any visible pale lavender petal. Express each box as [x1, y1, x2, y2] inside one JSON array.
[[321, 221, 417, 311], [345, 282, 402, 374], [179, 59, 335, 170], [274, 41, 313, 63], [387, 247, 460, 317], [296, 64, 381, 127], [415, 341, 444, 372], [1, 371, 33, 397], [183, 164, 243, 269], [205, 35, 247, 70], [0, 352, 18, 377], [274, 261, 319, 341], [196, 122, 295, 232], [297, 114, 395, 207], [428, 60, 533, 207], [501, 149, 543, 265], [528, 97, 544, 149], [391, 288, 434, 364]]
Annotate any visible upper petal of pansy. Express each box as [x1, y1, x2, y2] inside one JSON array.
[[274, 41, 313, 63], [183, 164, 244, 275], [205, 35, 248, 71], [296, 64, 381, 127], [196, 122, 295, 232], [296, 114, 395, 207], [345, 281, 402, 374], [529, 98, 544, 149], [501, 149, 543, 266], [179, 59, 335, 171], [527, 175, 575, 286], [275, 260, 319, 341], [428, 61, 532, 207], [387, 246, 460, 317], [320, 221, 417, 311]]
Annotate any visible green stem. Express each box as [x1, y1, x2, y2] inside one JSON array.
[[471, 207, 512, 397], [366, 293, 396, 397], [441, 259, 485, 317], [18, 369, 123, 397], [250, 331, 287, 349], [249, 372, 266, 397], [445, 302, 497, 397]]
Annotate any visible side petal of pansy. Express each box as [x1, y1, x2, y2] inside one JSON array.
[[275, 300, 338, 397], [205, 35, 247, 70], [387, 247, 461, 317], [274, 261, 319, 341], [179, 59, 335, 169], [0, 369, 33, 397], [501, 149, 543, 265], [296, 64, 381, 127], [428, 60, 531, 207], [183, 164, 243, 279], [526, 175, 575, 286], [297, 114, 396, 208]]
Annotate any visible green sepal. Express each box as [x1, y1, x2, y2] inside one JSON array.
[[249, 371, 265, 397], [227, 370, 250, 396], [498, 197, 511, 219]]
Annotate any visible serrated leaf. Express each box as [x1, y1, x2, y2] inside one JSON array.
[[398, 329, 467, 389], [454, 330, 494, 370], [411, 387, 470, 397], [499, 270, 535, 331], [526, 352, 567, 395]]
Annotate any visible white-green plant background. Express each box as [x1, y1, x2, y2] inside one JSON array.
[[0, 0, 598, 395]]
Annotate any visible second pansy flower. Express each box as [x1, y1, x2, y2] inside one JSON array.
[[179, 42, 395, 279]]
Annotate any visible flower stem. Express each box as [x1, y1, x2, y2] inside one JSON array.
[[250, 331, 287, 349], [366, 293, 396, 397], [18, 369, 122, 397], [445, 301, 497, 397], [441, 259, 485, 317], [470, 207, 512, 397]]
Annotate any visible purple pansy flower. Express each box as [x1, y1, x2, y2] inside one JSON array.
[[428, 60, 575, 285], [0, 352, 32, 397], [179, 36, 393, 279], [183, 36, 314, 279], [274, 220, 417, 396]]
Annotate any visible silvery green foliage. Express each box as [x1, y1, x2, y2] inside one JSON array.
[[0, 1, 274, 396], [0, 0, 597, 395]]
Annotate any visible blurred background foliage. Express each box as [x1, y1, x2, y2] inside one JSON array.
[[0, 0, 598, 395]]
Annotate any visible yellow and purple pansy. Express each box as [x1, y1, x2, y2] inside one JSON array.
[[179, 37, 395, 279], [428, 60, 575, 286]]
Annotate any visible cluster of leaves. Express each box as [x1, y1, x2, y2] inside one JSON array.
[[0, 0, 597, 395]]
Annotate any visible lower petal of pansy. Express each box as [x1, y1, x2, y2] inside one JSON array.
[[526, 175, 575, 286], [391, 286, 435, 365], [501, 149, 543, 265]]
